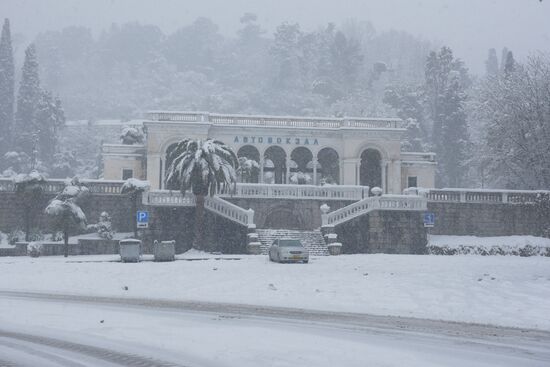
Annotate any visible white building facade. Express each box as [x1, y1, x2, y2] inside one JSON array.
[[102, 111, 436, 194]]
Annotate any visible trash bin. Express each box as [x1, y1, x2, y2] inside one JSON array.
[[154, 240, 175, 262], [119, 239, 141, 263]]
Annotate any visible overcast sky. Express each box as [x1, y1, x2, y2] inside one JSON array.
[[1, 0, 549, 73]]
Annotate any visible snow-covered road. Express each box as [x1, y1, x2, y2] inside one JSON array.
[[1, 291, 549, 367]]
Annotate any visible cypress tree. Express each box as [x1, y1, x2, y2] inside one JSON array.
[[36, 90, 65, 163], [15, 44, 41, 155], [0, 19, 15, 156], [485, 48, 499, 78]]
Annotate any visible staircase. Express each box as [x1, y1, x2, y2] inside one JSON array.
[[256, 229, 328, 256]]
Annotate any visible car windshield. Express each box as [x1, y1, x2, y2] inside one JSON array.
[[279, 240, 302, 247]]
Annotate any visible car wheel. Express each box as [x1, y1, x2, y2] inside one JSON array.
[[303, 260, 309, 264]]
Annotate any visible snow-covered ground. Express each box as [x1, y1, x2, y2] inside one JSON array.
[[1, 253, 549, 330]]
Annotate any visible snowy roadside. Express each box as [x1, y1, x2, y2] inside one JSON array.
[[1, 253, 549, 330]]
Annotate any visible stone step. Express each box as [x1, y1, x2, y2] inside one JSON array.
[[256, 229, 328, 256]]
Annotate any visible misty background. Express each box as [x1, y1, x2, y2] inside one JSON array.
[[2, 0, 549, 73]]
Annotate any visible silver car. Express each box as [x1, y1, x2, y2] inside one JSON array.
[[268, 239, 309, 263]]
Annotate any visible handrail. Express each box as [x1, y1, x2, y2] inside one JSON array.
[[142, 189, 254, 227], [146, 111, 404, 130], [204, 196, 255, 228], [322, 195, 427, 227]]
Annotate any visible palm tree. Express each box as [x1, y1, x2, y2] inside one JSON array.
[[121, 178, 150, 238], [165, 139, 238, 249], [45, 178, 88, 257]]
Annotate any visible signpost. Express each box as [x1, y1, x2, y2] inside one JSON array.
[[136, 211, 149, 229], [423, 212, 435, 228]]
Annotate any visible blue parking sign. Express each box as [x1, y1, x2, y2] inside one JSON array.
[[136, 211, 149, 223], [423, 212, 435, 227]]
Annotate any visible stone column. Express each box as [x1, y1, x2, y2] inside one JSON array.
[[259, 159, 265, 183], [312, 158, 318, 185], [391, 160, 402, 194], [342, 158, 360, 185], [286, 157, 291, 184], [147, 153, 161, 190], [381, 160, 387, 194]]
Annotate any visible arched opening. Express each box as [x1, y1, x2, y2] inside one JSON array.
[[264, 208, 303, 229], [317, 147, 340, 185], [264, 146, 287, 184], [360, 149, 382, 189], [290, 147, 313, 185], [237, 145, 260, 183]]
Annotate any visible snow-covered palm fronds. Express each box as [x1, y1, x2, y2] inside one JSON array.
[[44, 198, 86, 229], [165, 139, 238, 196], [45, 176, 88, 227], [44, 176, 88, 257]]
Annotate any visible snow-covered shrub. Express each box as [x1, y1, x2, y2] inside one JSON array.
[[427, 235, 550, 257], [27, 242, 42, 257], [7, 228, 43, 245], [371, 187, 383, 196], [50, 231, 64, 242], [290, 171, 312, 185], [237, 156, 260, 183], [120, 126, 144, 145], [7, 229, 25, 245]]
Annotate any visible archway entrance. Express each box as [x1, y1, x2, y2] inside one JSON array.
[[290, 147, 313, 185], [264, 146, 287, 184], [237, 145, 260, 183], [317, 147, 340, 185], [264, 208, 303, 229], [360, 149, 382, 189]]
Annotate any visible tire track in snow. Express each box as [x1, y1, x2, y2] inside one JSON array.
[[0, 330, 186, 367]]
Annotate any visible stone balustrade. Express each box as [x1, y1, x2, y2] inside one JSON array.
[[143, 189, 196, 206], [0, 178, 124, 194], [223, 183, 368, 200], [420, 188, 547, 204], [323, 195, 427, 227], [146, 111, 404, 130], [204, 196, 255, 228]]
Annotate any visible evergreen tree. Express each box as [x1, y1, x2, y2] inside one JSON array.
[[504, 51, 516, 76], [485, 48, 499, 78], [15, 44, 41, 155], [36, 90, 65, 163], [499, 47, 509, 74], [425, 47, 470, 187], [0, 19, 15, 156]]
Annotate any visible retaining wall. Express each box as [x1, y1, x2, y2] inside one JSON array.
[[334, 211, 427, 254], [427, 202, 544, 236]]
